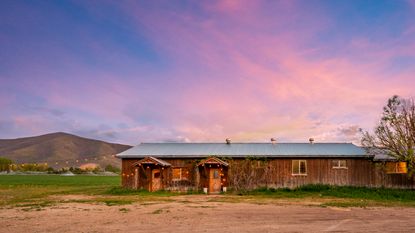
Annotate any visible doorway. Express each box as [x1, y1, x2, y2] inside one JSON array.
[[151, 169, 161, 191], [209, 168, 221, 194]]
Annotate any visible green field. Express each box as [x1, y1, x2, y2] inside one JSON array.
[[1, 175, 415, 209], [0, 175, 118, 207], [242, 185, 415, 207], [0, 174, 120, 186], [0, 175, 179, 210]]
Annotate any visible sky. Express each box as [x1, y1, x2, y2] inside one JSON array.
[[1, 0, 415, 145]]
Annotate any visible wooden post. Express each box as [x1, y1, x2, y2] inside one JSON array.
[[195, 166, 200, 190], [134, 168, 138, 190]]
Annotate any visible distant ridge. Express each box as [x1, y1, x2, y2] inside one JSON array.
[[0, 132, 132, 168]]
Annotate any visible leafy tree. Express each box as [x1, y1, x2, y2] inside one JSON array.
[[362, 95, 415, 175], [104, 164, 120, 173], [92, 166, 101, 173], [16, 163, 49, 172], [70, 167, 84, 174], [0, 157, 13, 172]]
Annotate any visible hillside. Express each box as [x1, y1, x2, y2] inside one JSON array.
[[0, 132, 132, 168]]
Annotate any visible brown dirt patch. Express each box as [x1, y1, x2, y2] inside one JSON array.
[[48, 194, 99, 201], [1, 196, 415, 232]]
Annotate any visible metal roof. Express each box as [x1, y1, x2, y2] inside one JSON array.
[[373, 153, 396, 161], [364, 147, 397, 161], [117, 142, 367, 158], [371, 148, 397, 161]]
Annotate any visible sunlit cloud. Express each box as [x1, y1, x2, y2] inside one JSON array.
[[0, 0, 414, 144]]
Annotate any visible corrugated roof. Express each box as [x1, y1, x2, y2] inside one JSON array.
[[364, 147, 397, 161], [117, 143, 367, 158], [373, 153, 396, 161], [370, 148, 397, 161]]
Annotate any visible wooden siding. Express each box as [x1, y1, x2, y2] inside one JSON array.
[[121, 158, 415, 190]]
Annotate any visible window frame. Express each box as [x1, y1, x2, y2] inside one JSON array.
[[153, 171, 161, 179], [386, 162, 407, 174], [292, 160, 307, 176], [172, 167, 190, 181], [332, 159, 348, 169], [172, 168, 182, 181]]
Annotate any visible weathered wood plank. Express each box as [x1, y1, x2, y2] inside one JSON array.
[[121, 157, 415, 190]]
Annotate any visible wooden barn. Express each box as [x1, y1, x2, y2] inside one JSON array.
[[116, 139, 415, 193]]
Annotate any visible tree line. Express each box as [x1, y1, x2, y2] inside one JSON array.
[[0, 158, 120, 174]]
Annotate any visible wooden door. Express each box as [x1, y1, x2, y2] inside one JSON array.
[[151, 169, 161, 191], [209, 168, 221, 194]]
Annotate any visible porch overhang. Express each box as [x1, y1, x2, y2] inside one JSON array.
[[197, 157, 229, 167], [131, 157, 171, 167]]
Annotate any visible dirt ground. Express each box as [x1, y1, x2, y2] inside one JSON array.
[[1, 195, 415, 233]]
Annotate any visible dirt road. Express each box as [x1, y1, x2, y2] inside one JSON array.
[[1, 196, 415, 232]]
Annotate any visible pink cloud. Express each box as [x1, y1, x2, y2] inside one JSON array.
[[3, 1, 415, 144], [40, 2, 415, 143], [109, 1, 415, 142]]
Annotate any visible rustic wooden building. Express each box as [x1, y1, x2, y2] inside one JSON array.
[[116, 139, 415, 193]]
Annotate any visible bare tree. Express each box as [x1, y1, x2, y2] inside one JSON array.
[[362, 95, 415, 175], [227, 158, 270, 192]]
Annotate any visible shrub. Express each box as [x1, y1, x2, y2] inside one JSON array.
[[104, 164, 121, 173], [0, 157, 13, 172]]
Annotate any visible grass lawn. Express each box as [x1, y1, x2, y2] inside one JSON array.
[[0, 174, 120, 186], [1, 175, 415, 209], [0, 175, 118, 207], [236, 185, 415, 207], [0, 175, 180, 210]]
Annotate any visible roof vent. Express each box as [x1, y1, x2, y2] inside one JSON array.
[[271, 138, 277, 144], [309, 138, 315, 144], [226, 138, 231, 144]]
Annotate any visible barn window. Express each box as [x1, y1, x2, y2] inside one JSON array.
[[213, 170, 219, 179], [292, 160, 307, 175], [172, 168, 190, 180], [153, 171, 160, 178], [172, 168, 182, 180], [332, 160, 347, 169], [386, 162, 407, 174]]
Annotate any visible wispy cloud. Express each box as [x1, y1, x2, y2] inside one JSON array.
[[0, 1, 414, 144]]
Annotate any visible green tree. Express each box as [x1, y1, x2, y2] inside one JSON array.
[[0, 157, 13, 172], [362, 95, 415, 176], [104, 164, 120, 173]]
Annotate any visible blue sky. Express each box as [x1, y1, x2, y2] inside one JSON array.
[[1, 0, 415, 145]]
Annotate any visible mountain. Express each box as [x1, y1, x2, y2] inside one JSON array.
[[0, 132, 132, 168]]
